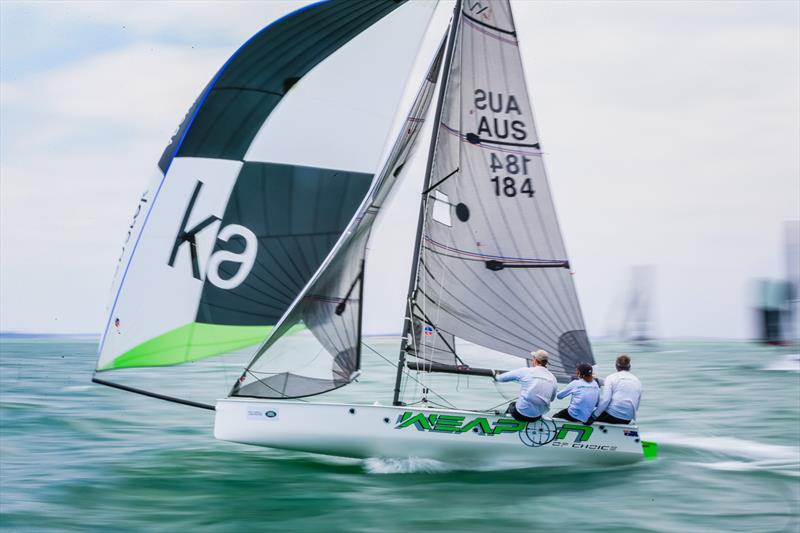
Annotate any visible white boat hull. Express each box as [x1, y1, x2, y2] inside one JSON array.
[[214, 398, 653, 467]]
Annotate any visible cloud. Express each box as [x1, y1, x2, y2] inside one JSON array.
[[0, 41, 231, 333], [1, 0, 798, 339], [0, 1, 308, 79], [513, 0, 800, 337]]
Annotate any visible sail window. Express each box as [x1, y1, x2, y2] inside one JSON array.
[[432, 191, 452, 226]]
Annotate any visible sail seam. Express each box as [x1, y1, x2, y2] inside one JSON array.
[[460, 10, 516, 36], [423, 236, 567, 263], [462, 16, 517, 45]]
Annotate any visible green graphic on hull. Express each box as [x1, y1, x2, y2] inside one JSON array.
[[396, 411, 597, 441], [100, 322, 271, 370], [395, 412, 653, 457], [556, 423, 593, 442], [396, 411, 526, 435]]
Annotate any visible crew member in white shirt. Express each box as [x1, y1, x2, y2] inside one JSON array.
[[493, 349, 557, 422], [592, 354, 642, 424], [553, 363, 599, 424]]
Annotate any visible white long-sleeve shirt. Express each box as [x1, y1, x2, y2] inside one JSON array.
[[557, 378, 600, 423], [496, 366, 557, 418], [593, 370, 642, 421]]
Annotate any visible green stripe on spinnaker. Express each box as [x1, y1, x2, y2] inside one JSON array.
[[100, 323, 271, 370]]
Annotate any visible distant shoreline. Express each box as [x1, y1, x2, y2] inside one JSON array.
[[0, 332, 100, 339]]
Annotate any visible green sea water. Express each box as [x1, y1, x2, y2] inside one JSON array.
[[1, 337, 798, 532]]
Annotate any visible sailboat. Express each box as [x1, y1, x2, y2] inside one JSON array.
[[617, 265, 657, 348], [94, 0, 656, 467]]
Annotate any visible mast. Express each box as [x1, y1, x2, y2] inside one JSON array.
[[393, 0, 462, 406]]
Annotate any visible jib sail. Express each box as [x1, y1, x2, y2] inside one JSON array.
[[232, 39, 447, 399]]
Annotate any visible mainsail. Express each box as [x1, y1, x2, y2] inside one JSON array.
[[232, 40, 447, 399], [399, 0, 593, 387], [95, 0, 434, 372]]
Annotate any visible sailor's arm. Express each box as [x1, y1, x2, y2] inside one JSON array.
[[556, 382, 574, 400], [593, 375, 614, 416], [494, 368, 524, 383]]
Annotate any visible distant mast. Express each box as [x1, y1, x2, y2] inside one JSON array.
[[784, 221, 800, 346], [756, 220, 800, 346], [620, 266, 655, 345]]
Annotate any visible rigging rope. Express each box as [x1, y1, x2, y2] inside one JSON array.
[[361, 341, 457, 409]]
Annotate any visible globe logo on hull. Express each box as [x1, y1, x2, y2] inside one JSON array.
[[519, 419, 557, 447]]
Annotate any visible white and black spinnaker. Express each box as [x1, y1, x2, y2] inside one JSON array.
[[399, 0, 594, 385], [95, 0, 435, 375]]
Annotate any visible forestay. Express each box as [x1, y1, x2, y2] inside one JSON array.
[[95, 0, 434, 372], [232, 41, 447, 399], [404, 0, 593, 382]]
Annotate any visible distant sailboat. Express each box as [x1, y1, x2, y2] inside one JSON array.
[[619, 266, 656, 347], [95, 0, 655, 467], [755, 221, 799, 347]]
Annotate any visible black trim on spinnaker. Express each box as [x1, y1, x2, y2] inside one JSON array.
[[196, 162, 372, 326], [159, 0, 409, 169]]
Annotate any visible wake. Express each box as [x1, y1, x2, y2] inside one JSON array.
[[764, 353, 800, 372], [363, 457, 454, 474], [649, 432, 800, 477]]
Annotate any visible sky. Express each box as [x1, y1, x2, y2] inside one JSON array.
[[1, 0, 798, 339]]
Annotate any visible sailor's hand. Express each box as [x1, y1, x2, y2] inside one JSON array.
[[492, 370, 499, 380]]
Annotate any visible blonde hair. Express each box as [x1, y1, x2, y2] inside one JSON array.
[[531, 349, 549, 366]]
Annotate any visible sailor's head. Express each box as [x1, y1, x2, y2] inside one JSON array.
[[530, 349, 549, 367], [616, 354, 631, 372], [576, 363, 593, 381]]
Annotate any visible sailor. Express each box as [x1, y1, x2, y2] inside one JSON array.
[[553, 363, 600, 424], [493, 349, 557, 422], [592, 354, 642, 424]]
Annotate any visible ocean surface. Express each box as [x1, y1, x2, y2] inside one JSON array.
[[1, 336, 798, 532]]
